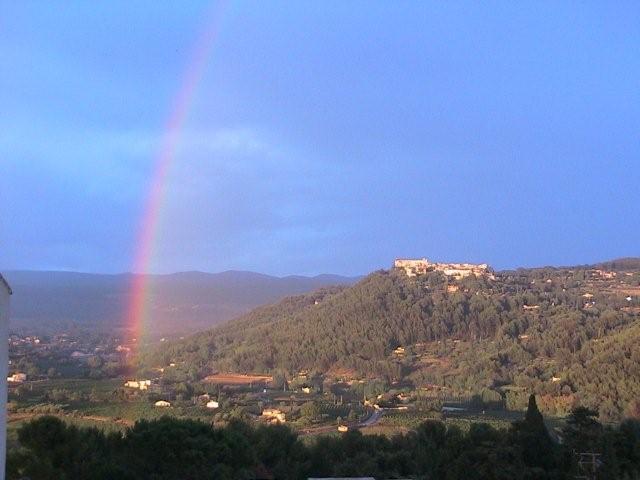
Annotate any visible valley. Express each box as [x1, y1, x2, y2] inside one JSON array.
[[9, 259, 640, 445]]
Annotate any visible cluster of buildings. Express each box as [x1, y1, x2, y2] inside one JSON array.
[[124, 379, 152, 390], [7, 373, 26, 383], [139, 387, 221, 410], [394, 258, 494, 279], [8, 335, 40, 347], [195, 394, 219, 409], [590, 269, 617, 279]]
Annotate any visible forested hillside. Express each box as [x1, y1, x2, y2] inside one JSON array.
[[147, 261, 640, 420]]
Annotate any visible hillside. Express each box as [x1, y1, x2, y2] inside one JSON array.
[[4, 270, 358, 336], [149, 260, 640, 420]]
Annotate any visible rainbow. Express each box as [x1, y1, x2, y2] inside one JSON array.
[[127, 1, 227, 347]]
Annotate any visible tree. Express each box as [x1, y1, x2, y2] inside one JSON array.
[[270, 370, 288, 390], [563, 406, 602, 452], [87, 356, 103, 369], [121, 416, 255, 479], [300, 401, 321, 423], [253, 423, 309, 479], [8, 416, 123, 480], [626, 399, 640, 419], [512, 394, 556, 473]]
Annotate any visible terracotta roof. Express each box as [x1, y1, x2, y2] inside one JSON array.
[[0, 273, 12, 295]]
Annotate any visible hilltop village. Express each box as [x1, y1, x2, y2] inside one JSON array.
[[394, 258, 495, 279]]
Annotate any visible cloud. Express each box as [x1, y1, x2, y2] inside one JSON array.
[[1, 118, 361, 275], [0, 119, 275, 161], [78, 126, 278, 160], [177, 127, 276, 157]]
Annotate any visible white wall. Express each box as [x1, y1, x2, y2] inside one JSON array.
[[0, 282, 9, 480]]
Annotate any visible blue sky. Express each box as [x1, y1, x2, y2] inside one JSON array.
[[2, 1, 639, 276]]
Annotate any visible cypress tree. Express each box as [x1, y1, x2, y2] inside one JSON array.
[[514, 394, 556, 474], [525, 394, 546, 432]]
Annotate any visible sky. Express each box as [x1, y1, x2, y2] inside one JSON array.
[[1, 1, 639, 277]]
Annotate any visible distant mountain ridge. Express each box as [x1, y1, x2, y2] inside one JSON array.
[[3, 270, 360, 336]]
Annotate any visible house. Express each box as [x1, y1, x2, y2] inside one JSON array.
[[71, 351, 91, 359], [396, 393, 410, 402], [7, 373, 27, 383], [337, 425, 349, 432], [394, 258, 430, 276], [206, 400, 219, 409], [301, 386, 312, 394], [262, 408, 286, 423], [154, 400, 171, 407], [124, 379, 151, 390], [592, 269, 616, 279], [1, 273, 12, 480], [393, 346, 405, 355]]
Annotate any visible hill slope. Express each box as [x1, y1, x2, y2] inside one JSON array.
[[4, 270, 358, 336], [150, 261, 640, 419]]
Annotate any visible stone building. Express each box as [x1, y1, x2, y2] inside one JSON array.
[[394, 258, 494, 279]]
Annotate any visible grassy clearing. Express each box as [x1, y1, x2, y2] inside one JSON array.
[[78, 401, 214, 423]]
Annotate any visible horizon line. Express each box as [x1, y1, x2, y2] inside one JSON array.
[[2, 255, 638, 278]]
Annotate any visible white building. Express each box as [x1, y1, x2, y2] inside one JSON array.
[[7, 373, 26, 383], [1, 274, 12, 480], [124, 379, 151, 390]]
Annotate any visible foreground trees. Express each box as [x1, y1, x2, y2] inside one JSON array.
[[8, 404, 640, 480]]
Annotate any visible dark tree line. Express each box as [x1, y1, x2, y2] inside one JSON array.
[[8, 397, 640, 479]]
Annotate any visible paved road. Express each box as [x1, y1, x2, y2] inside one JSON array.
[[358, 408, 384, 427], [299, 408, 384, 436]]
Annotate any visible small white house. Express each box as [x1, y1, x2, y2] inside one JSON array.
[[124, 379, 151, 390], [206, 400, 219, 409], [7, 373, 26, 383], [154, 400, 171, 408], [1, 273, 13, 480]]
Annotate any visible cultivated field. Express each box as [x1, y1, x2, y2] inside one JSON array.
[[203, 373, 273, 385]]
